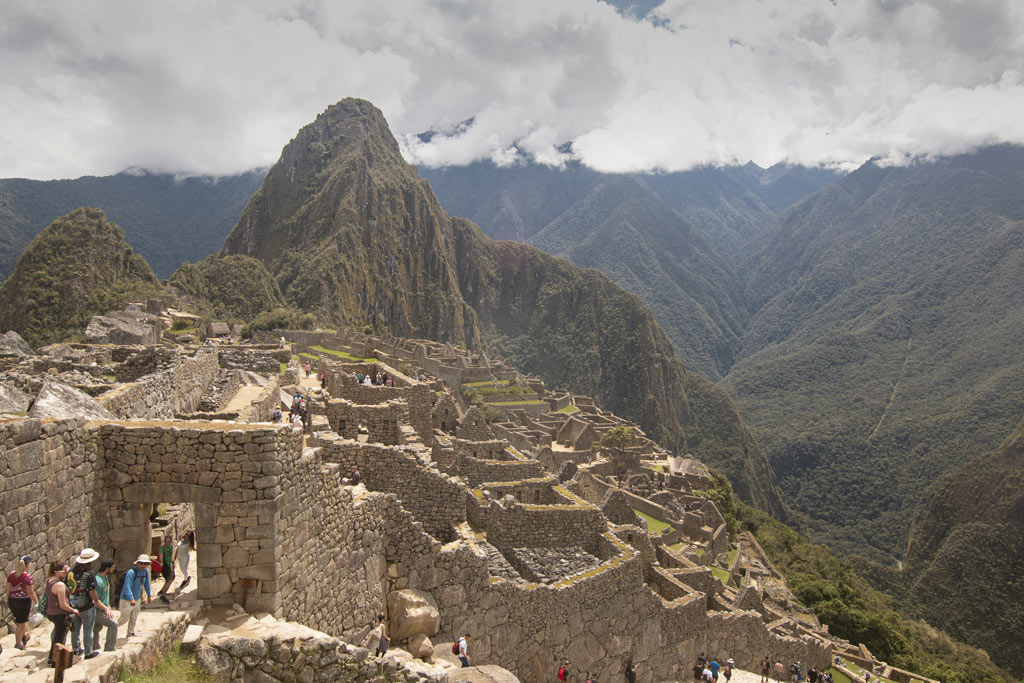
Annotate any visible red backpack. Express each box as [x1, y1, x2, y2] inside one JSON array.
[[559, 665, 569, 680], [452, 641, 460, 655]]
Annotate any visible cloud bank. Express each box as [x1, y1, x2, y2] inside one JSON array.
[[2, 0, 1023, 179]]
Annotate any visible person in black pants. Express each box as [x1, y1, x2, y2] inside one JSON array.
[[43, 561, 78, 667]]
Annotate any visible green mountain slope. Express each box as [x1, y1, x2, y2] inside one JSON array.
[[725, 146, 1024, 560], [902, 417, 1024, 677], [216, 97, 786, 517], [168, 253, 286, 321], [0, 207, 162, 346], [0, 170, 264, 278], [530, 176, 747, 379]]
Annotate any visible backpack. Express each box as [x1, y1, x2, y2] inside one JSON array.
[[452, 641, 460, 655], [558, 665, 569, 680]]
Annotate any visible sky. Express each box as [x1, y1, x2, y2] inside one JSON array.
[[2, 0, 1024, 179]]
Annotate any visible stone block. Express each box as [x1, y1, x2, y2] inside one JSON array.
[[198, 572, 233, 599], [387, 588, 440, 640], [239, 564, 276, 581]]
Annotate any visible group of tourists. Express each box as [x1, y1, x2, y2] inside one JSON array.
[[4, 530, 195, 668], [695, 654, 735, 683], [755, 655, 832, 683], [272, 392, 310, 430], [556, 658, 633, 681], [355, 371, 393, 387]]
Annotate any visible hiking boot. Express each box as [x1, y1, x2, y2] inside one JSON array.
[[85, 651, 100, 660], [160, 595, 170, 604], [180, 576, 191, 588]]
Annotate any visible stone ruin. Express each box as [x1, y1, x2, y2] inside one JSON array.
[[1, 322, 839, 682]]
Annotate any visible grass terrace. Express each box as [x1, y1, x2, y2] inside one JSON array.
[[463, 379, 511, 388], [710, 566, 731, 583], [633, 508, 673, 534], [558, 404, 578, 414], [310, 345, 377, 362], [485, 399, 547, 406]]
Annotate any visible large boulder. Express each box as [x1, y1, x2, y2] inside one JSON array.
[[85, 311, 161, 345], [0, 381, 32, 414], [0, 330, 35, 357], [408, 633, 433, 660], [28, 379, 115, 420], [450, 665, 521, 682], [387, 589, 440, 641]]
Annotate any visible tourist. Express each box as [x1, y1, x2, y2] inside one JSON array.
[[118, 555, 152, 637], [790, 661, 802, 683], [625, 660, 637, 682], [774, 659, 785, 682], [363, 374, 371, 386], [175, 531, 195, 590], [156, 534, 175, 604], [702, 661, 713, 683], [809, 667, 819, 683], [457, 633, 470, 667], [44, 560, 78, 668], [304, 360, 311, 377], [724, 658, 734, 683], [364, 613, 388, 657], [693, 660, 705, 681], [710, 656, 721, 681], [863, 673, 870, 683], [319, 369, 327, 389], [558, 660, 571, 680], [6, 554, 37, 650], [761, 655, 771, 682], [91, 559, 118, 653], [69, 547, 100, 658], [585, 673, 597, 683], [272, 407, 283, 423], [342, 468, 361, 486]]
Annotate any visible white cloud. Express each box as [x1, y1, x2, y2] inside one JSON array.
[[1, 0, 1023, 179]]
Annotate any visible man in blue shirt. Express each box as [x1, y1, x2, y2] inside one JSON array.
[[118, 555, 152, 637], [710, 658, 721, 681]]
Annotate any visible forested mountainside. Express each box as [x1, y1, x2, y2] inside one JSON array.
[[0, 208, 163, 346], [728, 146, 1024, 561], [0, 169, 264, 279], [209, 97, 786, 516], [421, 161, 840, 378], [899, 417, 1024, 676]]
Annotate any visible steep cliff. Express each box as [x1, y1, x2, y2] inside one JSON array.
[[0, 207, 161, 346], [218, 98, 786, 516], [903, 417, 1024, 676]]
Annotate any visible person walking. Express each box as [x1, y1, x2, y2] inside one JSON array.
[[69, 548, 101, 658], [457, 633, 471, 667], [710, 657, 721, 682], [625, 660, 637, 682], [118, 555, 151, 637], [724, 659, 734, 683], [304, 360, 311, 377], [6, 555, 37, 650], [44, 561, 78, 668], [91, 559, 118, 653], [364, 613, 389, 657], [175, 531, 195, 590], [558, 660, 571, 680], [156, 534, 175, 604], [761, 656, 771, 683]]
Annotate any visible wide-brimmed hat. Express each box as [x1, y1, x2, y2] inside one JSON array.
[[136, 554, 152, 564], [77, 548, 99, 564]]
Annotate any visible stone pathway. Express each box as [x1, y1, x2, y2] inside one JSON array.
[[222, 382, 265, 413], [0, 564, 200, 682]]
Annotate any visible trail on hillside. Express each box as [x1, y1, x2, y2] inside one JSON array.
[[868, 335, 913, 441]]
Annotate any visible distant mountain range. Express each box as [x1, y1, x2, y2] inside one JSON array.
[[0, 169, 264, 279]]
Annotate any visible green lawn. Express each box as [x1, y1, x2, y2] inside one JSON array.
[[829, 669, 852, 683], [310, 345, 377, 362], [633, 508, 673, 534], [485, 400, 547, 406], [279, 362, 287, 374], [725, 547, 738, 566], [710, 566, 731, 583], [557, 404, 578, 414], [463, 379, 511, 388]]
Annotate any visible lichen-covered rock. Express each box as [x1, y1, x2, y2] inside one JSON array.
[[28, 378, 115, 420], [0, 330, 35, 356], [0, 381, 31, 413], [387, 588, 441, 640]]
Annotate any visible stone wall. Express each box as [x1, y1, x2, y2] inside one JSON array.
[[239, 378, 281, 424], [114, 346, 177, 382], [315, 436, 465, 542], [485, 497, 607, 555], [0, 417, 105, 638], [99, 422, 302, 611], [100, 350, 219, 419], [329, 383, 434, 441], [198, 370, 242, 412], [455, 452, 546, 487], [218, 348, 289, 374], [325, 397, 405, 445]]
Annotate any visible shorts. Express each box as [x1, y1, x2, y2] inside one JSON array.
[[161, 563, 174, 581], [7, 597, 31, 623]]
